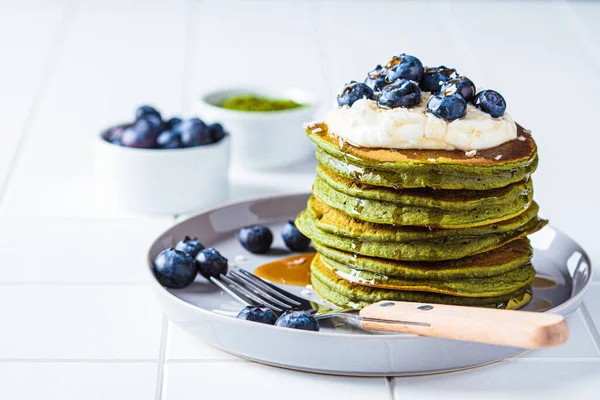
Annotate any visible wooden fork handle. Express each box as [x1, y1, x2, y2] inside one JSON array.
[[359, 301, 569, 349]]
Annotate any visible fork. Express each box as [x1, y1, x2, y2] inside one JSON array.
[[212, 268, 569, 349]]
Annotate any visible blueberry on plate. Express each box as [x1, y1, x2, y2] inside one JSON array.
[[378, 79, 421, 109], [165, 117, 183, 130], [441, 76, 476, 103], [473, 90, 506, 118], [238, 225, 273, 254], [281, 220, 311, 252], [174, 236, 204, 258], [337, 81, 374, 107], [426, 93, 467, 122], [195, 248, 228, 280], [364, 65, 388, 92], [385, 54, 424, 83], [153, 248, 197, 289], [207, 123, 225, 143], [419, 66, 457, 93], [275, 310, 320, 331], [237, 306, 278, 325], [156, 130, 183, 149], [120, 118, 160, 148], [179, 118, 212, 147]]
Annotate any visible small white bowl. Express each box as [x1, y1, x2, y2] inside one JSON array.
[[94, 130, 230, 214], [195, 87, 317, 170]]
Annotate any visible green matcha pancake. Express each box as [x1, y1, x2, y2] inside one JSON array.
[[311, 256, 533, 310], [318, 253, 535, 297], [314, 165, 533, 228], [296, 196, 547, 262], [312, 239, 533, 280], [307, 122, 538, 190]]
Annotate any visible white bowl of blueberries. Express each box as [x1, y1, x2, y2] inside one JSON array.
[[95, 105, 230, 214]]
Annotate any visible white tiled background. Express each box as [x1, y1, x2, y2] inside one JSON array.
[[1, 0, 600, 399]]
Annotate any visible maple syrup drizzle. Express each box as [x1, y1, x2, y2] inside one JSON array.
[[532, 276, 558, 289], [254, 253, 316, 287]]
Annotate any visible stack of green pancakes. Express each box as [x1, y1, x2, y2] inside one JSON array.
[[296, 122, 546, 310]]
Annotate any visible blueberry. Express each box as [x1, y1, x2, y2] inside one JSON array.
[[275, 310, 320, 331], [441, 76, 476, 103], [419, 66, 457, 93], [378, 79, 421, 109], [165, 117, 183, 130], [207, 123, 225, 143], [473, 90, 506, 118], [179, 118, 211, 147], [364, 65, 388, 92], [282, 220, 310, 252], [385, 54, 423, 83], [426, 93, 467, 122], [174, 236, 205, 258], [153, 248, 197, 289], [156, 130, 183, 149], [105, 124, 129, 144], [195, 248, 228, 280], [237, 306, 278, 325], [238, 225, 273, 254], [135, 105, 162, 122], [120, 118, 159, 148], [337, 81, 374, 107]]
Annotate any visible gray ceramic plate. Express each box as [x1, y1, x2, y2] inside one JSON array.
[[147, 193, 592, 376]]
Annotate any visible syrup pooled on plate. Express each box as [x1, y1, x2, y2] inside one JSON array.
[[254, 253, 315, 286]]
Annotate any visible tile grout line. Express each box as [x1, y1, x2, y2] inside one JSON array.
[[180, 0, 200, 116], [0, 358, 157, 363], [580, 302, 600, 354], [154, 314, 170, 400], [0, 282, 150, 286], [0, 0, 77, 205]]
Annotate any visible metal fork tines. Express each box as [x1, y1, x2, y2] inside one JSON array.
[[210, 268, 314, 313]]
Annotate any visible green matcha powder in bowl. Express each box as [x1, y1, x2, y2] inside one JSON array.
[[196, 88, 317, 170]]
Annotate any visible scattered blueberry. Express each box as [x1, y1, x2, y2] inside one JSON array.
[[174, 236, 204, 258], [105, 124, 129, 144], [195, 248, 228, 280], [120, 118, 160, 148], [282, 220, 311, 252], [441, 76, 476, 103], [153, 248, 197, 289], [207, 123, 226, 143], [364, 65, 388, 92], [237, 306, 278, 325], [419, 66, 457, 93], [165, 117, 183, 130], [238, 225, 273, 254], [378, 79, 421, 109], [473, 90, 506, 118], [275, 310, 320, 331], [337, 81, 374, 107], [156, 130, 183, 149], [179, 118, 212, 147], [426, 93, 468, 122], [385, 54, 423, 83]]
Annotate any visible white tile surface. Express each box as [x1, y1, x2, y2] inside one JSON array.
[[0, 0, 190, 218], [0, 362, 157, 400], [522, 309, 599, 359], [162, 361, 390, 400], [0, 217, 172, 283], [0, 0, 67, 194], [0, 285, 163, 359], [581, 286, 600, 344], [393, 360, 600, 400], [165, 321, 237, 361]]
